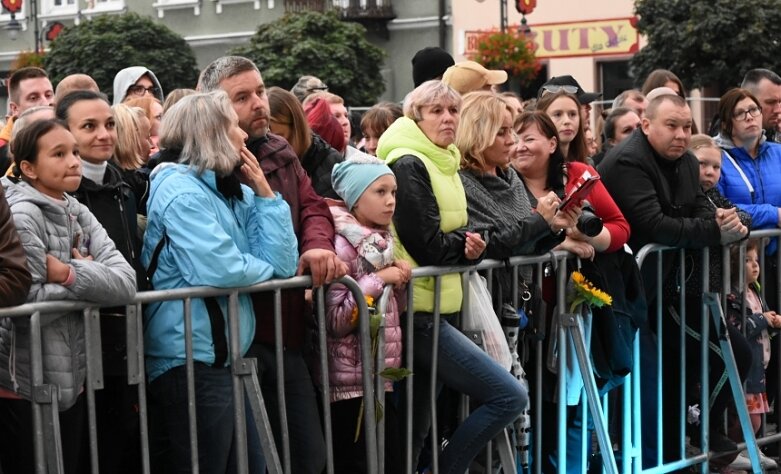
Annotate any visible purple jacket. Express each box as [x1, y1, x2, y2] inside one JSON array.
[[322, 202, 403, 402]]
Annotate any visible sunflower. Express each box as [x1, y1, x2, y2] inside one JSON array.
[[569, 271, 612, 313], [350, 295, 375, 327]]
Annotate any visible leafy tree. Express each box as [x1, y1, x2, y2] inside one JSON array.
[[631, 0, 781, 93], [44, 13, 199, 101], [231, 11, 386, 105]]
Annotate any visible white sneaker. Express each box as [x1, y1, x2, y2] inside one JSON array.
[[759, 449, 778, 469], [727, 452, 752, 471]]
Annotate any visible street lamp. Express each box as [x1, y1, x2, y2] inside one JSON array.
[[4, 12, 21, 40], [2, 0, 42, 53]]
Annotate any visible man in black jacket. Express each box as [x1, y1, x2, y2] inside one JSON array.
[[599, 90, 748, 468]]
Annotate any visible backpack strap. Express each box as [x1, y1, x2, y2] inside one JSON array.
[[145, 231, 229, 367]]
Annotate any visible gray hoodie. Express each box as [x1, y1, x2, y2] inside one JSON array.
[[112, 66, 164, 105]]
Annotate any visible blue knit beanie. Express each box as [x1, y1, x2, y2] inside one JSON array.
[[331, 155, 394, 210]]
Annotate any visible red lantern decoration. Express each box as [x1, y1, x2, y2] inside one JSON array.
[[515, 0, 536, 15], [1, 0, 22, 13], [45, 21, 64, 41]]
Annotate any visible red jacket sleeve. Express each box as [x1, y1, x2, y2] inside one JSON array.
[[293, 159, 336, 254], [566, 162, 630, 253]]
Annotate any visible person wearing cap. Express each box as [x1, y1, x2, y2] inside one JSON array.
[[323, 155, 409, 474], [112, 66, 164, 105], [290, 75, 329, 103], [411, 46, 455, 88], [536, 90, 591, 164], [442, 61, 508, 95], [538, 75, 601, 126]]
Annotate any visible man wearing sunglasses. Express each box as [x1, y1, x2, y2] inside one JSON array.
[[112, 66, 165, 105], [538, 75, 601, 125]]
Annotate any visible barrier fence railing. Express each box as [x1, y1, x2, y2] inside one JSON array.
[[4, 233, 781, 473]]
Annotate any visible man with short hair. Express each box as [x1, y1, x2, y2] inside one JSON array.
[[199, 55, 347, 474], [0, 67, 54, 174], [599, 91, 749, 468], [741, 68, 781, 142], [612, 88, 648, 118], [53, 73, 100, 105]]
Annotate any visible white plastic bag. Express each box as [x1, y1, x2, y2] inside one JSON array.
[[463, 272, 512, 371]]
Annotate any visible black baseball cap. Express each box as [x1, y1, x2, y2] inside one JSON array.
[[538, 75, 601, 104]]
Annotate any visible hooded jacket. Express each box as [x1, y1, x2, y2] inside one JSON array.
[[715, 133, 781, 254], [247, 133, 336, 350], [322, 201, 403, 402], [142, 163, 298, 381], [112, 67, 164, 105], [376, 116, 472, 314], [0, 177, 136, 410]]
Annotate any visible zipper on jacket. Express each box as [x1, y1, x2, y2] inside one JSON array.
[[115, 191, 135, 260]]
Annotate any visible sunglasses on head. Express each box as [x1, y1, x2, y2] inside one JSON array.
[[542, 85, 579, 96]]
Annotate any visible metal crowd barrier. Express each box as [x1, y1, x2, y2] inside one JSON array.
[[0, 275, 376, 474], [7, 231, 781, 474]]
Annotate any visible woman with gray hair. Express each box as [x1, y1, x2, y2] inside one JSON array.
[[142, 90, 299, 474], [377, 80, 527, 474]]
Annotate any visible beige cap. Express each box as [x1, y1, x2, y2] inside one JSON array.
[[442, 61, 508, 95]]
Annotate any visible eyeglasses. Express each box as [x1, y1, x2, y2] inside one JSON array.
[[127, 85, 160, 97], [541, 84, 579, 96], [733, 106, 761, 121], [307, 86, 328, 92]]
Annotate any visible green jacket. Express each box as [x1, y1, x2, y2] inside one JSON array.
[[378, 117, 468, 314]]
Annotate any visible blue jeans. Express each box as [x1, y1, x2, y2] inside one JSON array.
[[406, 313, 528, 474], [148, 363, 265, 474]]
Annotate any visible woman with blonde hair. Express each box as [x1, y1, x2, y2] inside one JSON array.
[[125, 95, 163, 157], [457, 91, 577, 267], [112, 104, 151, 170]]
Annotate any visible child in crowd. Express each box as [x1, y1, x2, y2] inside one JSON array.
[[726, 240, 781, 469], [360, 102, 402, 157], [324, 155, 411, 473], [0, 119, 136, 474]]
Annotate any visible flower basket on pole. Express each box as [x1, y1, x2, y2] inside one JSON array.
[[469, 27, 541, 88]]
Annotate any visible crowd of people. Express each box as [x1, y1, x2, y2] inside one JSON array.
[[1, 44, 781, 474]]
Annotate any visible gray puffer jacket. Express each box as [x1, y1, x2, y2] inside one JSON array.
[[0, 177, 136, 410]]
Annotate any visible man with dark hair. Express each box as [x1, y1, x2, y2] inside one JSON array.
[[599, 89, 749, 468], [199, 55, 347, 474], [1, 67, 54, 174], [741, 68, 781, 142]]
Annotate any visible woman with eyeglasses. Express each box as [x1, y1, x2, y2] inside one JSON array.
[[716, 88, 781, 243], [267, 86, 344, 199], [536, 90, 590, 164]]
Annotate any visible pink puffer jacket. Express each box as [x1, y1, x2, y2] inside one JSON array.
[[323, 203, 404, 403]]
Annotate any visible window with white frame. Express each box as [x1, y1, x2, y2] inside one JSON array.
[[82, 0, 125, 14], [40, 0, 76, 19]]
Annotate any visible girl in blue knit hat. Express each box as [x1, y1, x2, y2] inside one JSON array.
[[322, 154, 411, 473]]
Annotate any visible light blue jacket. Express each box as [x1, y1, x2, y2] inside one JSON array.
[[716, 134, 781, 254], [142, 164, 298, 380]]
